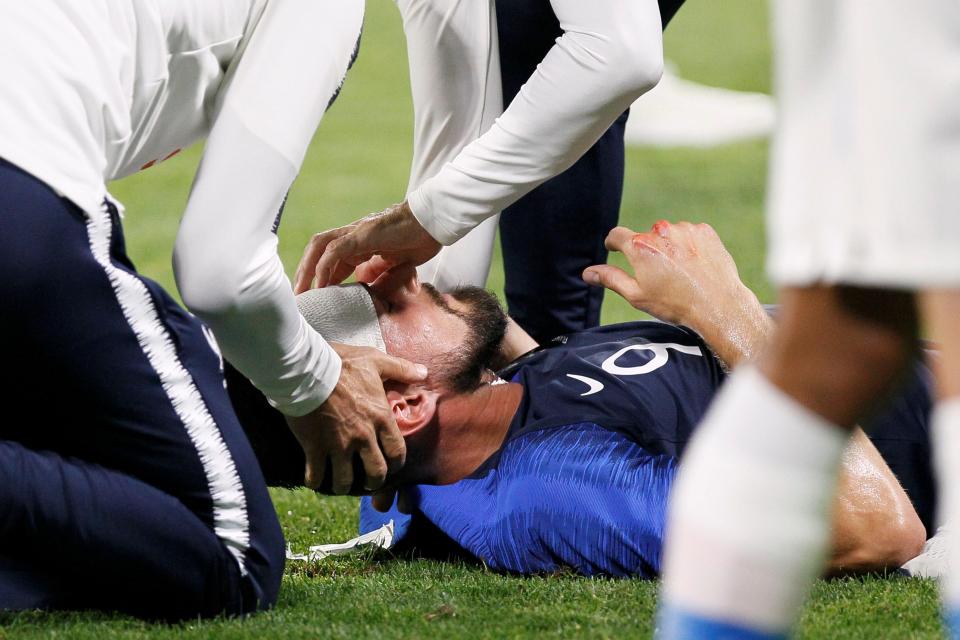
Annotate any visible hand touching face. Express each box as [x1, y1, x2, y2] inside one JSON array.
[[293, 202, 441, 294]]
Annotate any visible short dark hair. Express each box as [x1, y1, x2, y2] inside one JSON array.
[[422, 284, 508, 393]]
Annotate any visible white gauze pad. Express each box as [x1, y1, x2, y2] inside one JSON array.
[[296, 284, 387, 353]]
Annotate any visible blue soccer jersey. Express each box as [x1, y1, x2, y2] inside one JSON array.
[[362, 321, 723, 577], [360, 321, 935, 577]]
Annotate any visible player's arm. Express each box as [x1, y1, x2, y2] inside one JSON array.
[[828, 428, 925, 573], [173, 0, 425, 495], [402, 0, 663, 244], [589, 221, 925, 571], [293, 0, 664, 291], [379, 0, 505, 292], [493, 317, 540, 370]]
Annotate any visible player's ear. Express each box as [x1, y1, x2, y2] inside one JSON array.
[[386, 387, 438, 436]]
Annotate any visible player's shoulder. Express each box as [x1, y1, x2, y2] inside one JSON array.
[[508, 320, 716, 391], [502, 320, 724, 459], [511, 319, 721, 406], [547, 319, 702, 348], [530, 320, 715, 381]]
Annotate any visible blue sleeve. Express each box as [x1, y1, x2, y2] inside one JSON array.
[[480, 425, 677, 578], [360, 425, 678, 578], [359, 495, 413, 543]]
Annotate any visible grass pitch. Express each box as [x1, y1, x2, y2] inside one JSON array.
[[1, 1, 943, 637]]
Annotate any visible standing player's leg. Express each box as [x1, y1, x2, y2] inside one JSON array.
[[0, 158, 285, 619], [924, 292, 960, 632], [658, 287, 916, 637], [657, 0, 957, 633], [495, 0, 626, 345], [496, 0, 685, 344], [498, 116, 627, 344]]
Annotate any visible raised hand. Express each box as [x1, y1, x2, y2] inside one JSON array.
[[584, 220, 772, 367]]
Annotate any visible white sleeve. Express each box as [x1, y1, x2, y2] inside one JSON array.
[[173, 0, 365, 417], [396, 0, 503, 289], [406, 0, 664, 246]]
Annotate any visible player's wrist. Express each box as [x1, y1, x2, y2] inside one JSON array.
[[406, 189, 457, 246], [685, 285, 772, 368]]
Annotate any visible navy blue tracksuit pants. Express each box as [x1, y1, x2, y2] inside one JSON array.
[[497, 0, 687, 344], [0, 159, 284, 621]]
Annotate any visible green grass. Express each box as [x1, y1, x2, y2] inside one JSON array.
[[1, 0, 942, 638]]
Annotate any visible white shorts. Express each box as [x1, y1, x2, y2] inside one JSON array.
[[767, 0, 960, 288]]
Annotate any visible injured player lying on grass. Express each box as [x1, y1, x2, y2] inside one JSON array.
[[233, 221, 935, 577]]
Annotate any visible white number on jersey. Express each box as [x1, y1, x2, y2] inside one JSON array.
[[566, 342, 703, 397]]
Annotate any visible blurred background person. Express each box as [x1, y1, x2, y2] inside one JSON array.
[[657, 1, 960, 638]]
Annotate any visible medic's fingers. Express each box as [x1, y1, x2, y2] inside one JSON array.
[[371, 351, 428, 386], [330, 452, 356, 496], [356, 438, 389, 492], [371, 489, 398, 513], [366, 262, 419, 297], [304, 452, 326, 491], [376, 417, 407, 474], [295, 228, 352, 293], [295, 227, 350, 294], [396, 489, 414, 514], [370, 488, 414, 514], [355, 255, 395, 284], [313, 234, 360, 288]]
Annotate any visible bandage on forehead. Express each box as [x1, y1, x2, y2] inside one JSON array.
[[296, 284, 386, 353]]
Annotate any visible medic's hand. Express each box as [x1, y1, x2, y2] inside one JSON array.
[[370, 487, 414, 514], [582, 221, 755, 330], [293, 201, 442, 293], [285, 343, 428, 495]]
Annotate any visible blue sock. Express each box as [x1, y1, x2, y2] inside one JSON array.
[[657, 605, 788, 640], [945, 608, 960, 639]]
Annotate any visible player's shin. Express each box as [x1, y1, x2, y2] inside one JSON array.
[[657, 367, 848, 638]]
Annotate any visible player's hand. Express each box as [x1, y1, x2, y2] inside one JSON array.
[[285, 343, 428, 495], [293, 201, 442, 293], [582, 221, 753, 329]]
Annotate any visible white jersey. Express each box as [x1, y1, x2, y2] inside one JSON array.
[[767, 0, 960, 288], [401, 0, 665, 247], [0, 0, 365, 416]]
